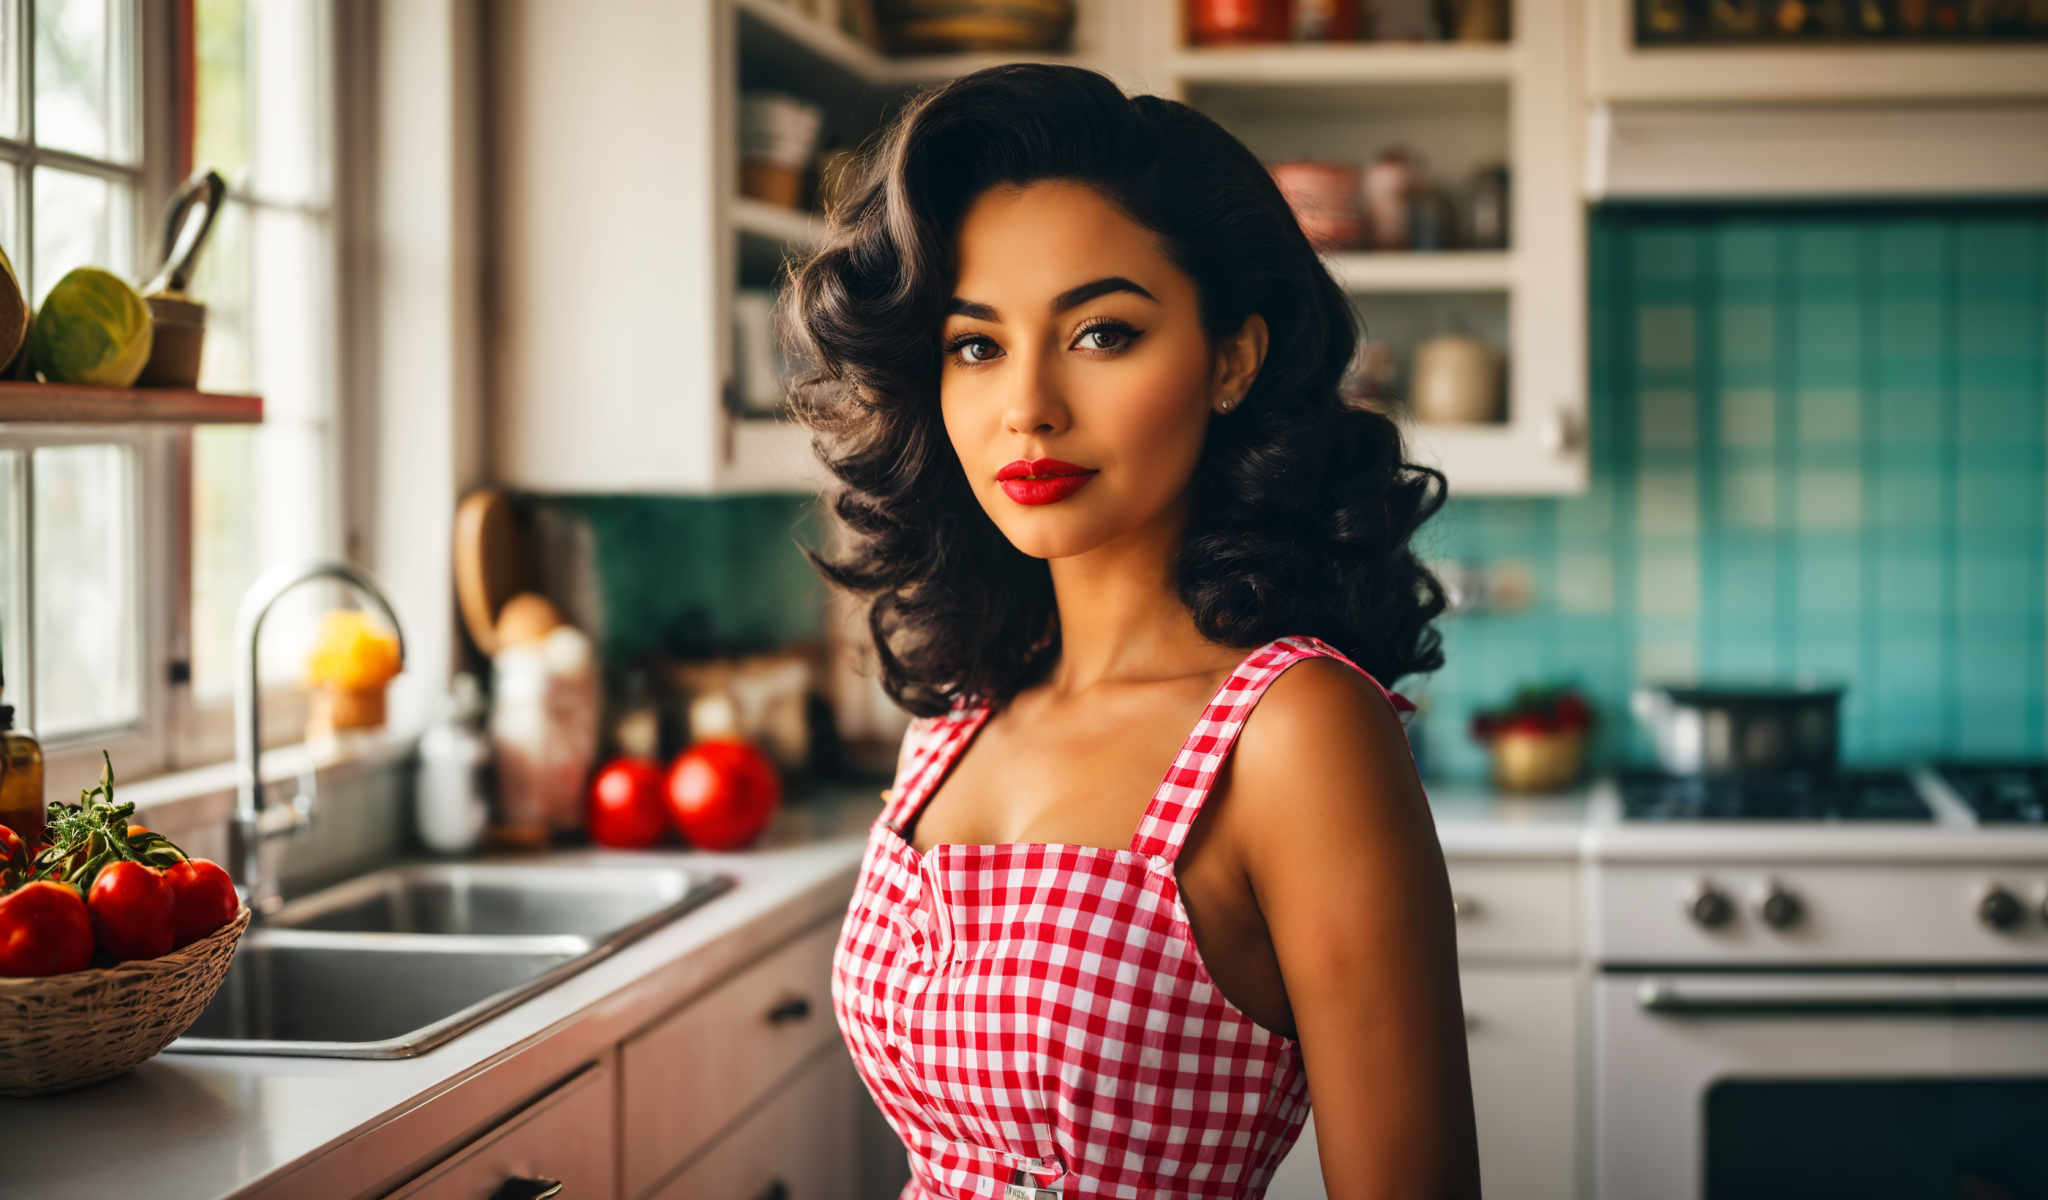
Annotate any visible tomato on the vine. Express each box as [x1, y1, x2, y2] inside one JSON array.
[[163, 858, 239, 948], [88, 861, 174, 961], [0, 880, 94, 977]]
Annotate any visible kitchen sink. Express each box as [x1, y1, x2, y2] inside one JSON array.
[[171, 931, 593, 1058], [166, 860, 736, 1058], [260, 861, 727, 940]]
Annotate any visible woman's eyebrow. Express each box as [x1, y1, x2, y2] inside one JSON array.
[[946, 275, 1158, 322]]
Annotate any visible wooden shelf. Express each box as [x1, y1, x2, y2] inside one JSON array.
[[0, 382, 263, 425]]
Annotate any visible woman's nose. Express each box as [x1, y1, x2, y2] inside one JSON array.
[[1001, 346, 1068, 435]]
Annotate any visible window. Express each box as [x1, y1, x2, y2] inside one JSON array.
[[0, 0, 344, 785]]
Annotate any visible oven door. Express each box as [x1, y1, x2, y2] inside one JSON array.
[[1596, 971, 2048, 1200]]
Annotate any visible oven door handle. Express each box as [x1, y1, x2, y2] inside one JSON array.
[[1638, 977, 2048, 1017]]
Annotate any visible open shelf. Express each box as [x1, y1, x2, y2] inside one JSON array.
[[1323, 251, 1512, 292], [0, 382, 263, 425], [1170, 42, 1515, 88], [734, 196, 826, 248]]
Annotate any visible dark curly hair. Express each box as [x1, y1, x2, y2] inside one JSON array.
[[778, 63, 1447, 719]]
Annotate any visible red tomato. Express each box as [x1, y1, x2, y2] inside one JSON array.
[[0, 880, 95, 977], [587, 757, 669, 849], [663, 739, 781, 851], [88, 861, 175, 961], [0, 824, 25, 872], [163, 858, 240, 948]]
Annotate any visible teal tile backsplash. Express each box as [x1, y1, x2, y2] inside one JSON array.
[[1414, 203, 2048, 781], [528, 492, 825, 667]]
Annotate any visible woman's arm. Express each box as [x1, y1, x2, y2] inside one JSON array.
[[1232, 658, 1482, 1200]]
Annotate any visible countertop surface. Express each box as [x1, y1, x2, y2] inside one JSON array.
[[5, 774, 1591, 1199]]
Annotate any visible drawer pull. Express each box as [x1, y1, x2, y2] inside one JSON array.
[[753, 1180, 791, 1200], [766, 995, 812, 1025], [1452, 893, 1482, 920], [489, 1177, 563, 1200]]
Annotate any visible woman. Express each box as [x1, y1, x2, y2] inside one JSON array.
[[782, 63, 1479, 1199]]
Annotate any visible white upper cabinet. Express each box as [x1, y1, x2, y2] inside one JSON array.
[[1581, 1, 2048, 201], [488, 0, 1589, 496], [1160, 0, 1590, 496]]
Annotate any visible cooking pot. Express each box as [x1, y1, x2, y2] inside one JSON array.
[[1630, 683, 1844, 775]]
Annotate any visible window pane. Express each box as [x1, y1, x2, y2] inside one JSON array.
[[0, 451, 22, 721], [31, 444, 140, 737], [189, 202, 334, 698], [191, 424, 335, 697], [193, 0, 248, 188], [195, 0, 328, 206], [252, 206, 332, 420], [33, 0, 135, 162], [0, 161, 19, 266], [188, 196, 249, 390], [30, 167, 134, 304], [249, 0, 328, 204], [0, 0, 21, 140]]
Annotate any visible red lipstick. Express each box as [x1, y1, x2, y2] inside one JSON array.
[[997, 457, 1097, 506]]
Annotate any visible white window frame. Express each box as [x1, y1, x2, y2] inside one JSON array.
[[4, 0, 357, 792]]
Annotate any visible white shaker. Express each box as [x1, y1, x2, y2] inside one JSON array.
[[415, 672, 492, 855]]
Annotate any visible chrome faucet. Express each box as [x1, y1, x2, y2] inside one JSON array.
[[233, 559, 407, 919]]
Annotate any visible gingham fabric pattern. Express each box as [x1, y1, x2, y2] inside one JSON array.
[[830, 634, 1420, 1199]]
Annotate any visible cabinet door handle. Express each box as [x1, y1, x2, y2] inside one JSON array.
[[490, 1178, 563, 1200], [766, 995, 812, 1025], [753, 1180, 790, 1200], [1451, 893, 1482, 919]]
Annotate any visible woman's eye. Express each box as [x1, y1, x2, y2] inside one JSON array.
[[954, 336, 997, 365], [943, 321, 1142, 367], [1077, 322, 1138, 352]]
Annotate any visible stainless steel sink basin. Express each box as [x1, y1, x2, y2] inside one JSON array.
[[166, 860, 736, 1058], [261, 861, 723, 940], [172, 931, 592, 1058]]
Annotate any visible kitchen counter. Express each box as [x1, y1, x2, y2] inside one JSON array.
[[6, 775, 1589, 1199], [5, 783, 884, 1200]]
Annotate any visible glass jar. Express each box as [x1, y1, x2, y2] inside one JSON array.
[[0, 705, 45, 849]]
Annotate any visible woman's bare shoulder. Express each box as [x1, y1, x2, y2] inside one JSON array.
[[1228, 655, 1428, 852]]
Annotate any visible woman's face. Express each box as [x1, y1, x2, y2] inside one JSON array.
[[939, 179, 1264, 562]]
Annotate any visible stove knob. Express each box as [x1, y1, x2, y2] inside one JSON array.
[[1756, 880, 1803, 930], [1684, 880, 1734, 930], [1979, 885, 2025, 932]]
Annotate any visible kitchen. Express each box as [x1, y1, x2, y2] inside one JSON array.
[[0, 0, 2044, 1197]]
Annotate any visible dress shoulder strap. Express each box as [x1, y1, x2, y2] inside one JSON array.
[[879, 707, 980, 831], [1127, 634, 1417, 863]]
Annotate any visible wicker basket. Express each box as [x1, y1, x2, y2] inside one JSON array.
[[0, 904, 251, 1097]]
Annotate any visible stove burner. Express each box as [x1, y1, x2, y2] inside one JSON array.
[[1934, 761, 2048, 824], [1616, 767, 1931, 822]]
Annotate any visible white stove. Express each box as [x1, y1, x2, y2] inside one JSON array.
[[1582, 762, 2048, 1200]]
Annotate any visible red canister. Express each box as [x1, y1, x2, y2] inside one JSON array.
[[1188, 0, 1292, 45]]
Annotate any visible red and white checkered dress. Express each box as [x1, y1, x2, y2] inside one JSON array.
[[831, 634, 1420, 1199]]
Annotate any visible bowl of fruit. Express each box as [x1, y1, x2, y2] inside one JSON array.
[[0, 754, 248, 1097], [1467, 683, 1596, 793]]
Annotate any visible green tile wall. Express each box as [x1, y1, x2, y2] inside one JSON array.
[[1414, 203, 2048, 781]]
